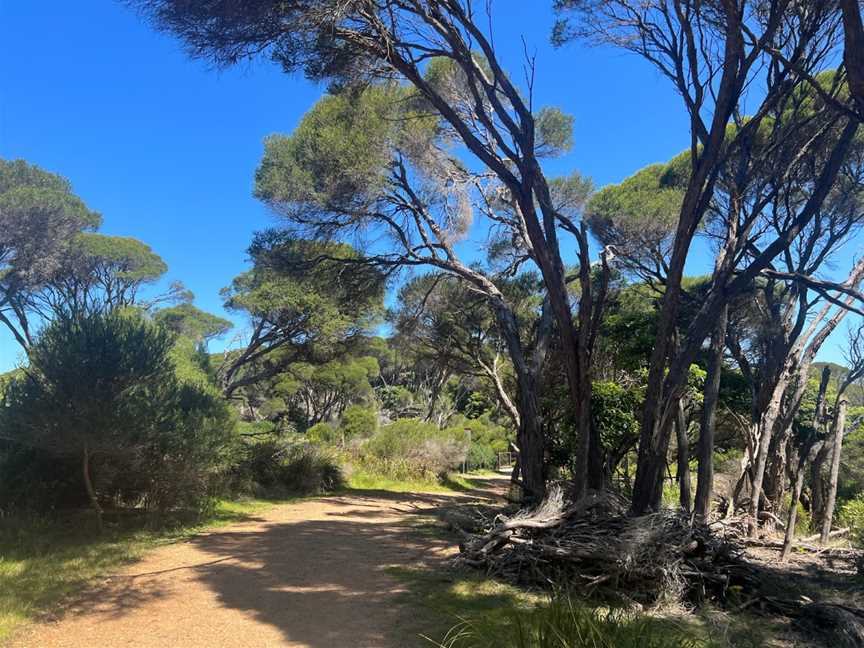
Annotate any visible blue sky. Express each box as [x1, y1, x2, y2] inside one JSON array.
[[0, 1, 858, 370]]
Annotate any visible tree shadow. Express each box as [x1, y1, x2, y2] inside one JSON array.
[[182, 489, 469, 647]]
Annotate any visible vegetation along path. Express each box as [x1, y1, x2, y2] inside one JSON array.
[[9, 478, 506, 648]]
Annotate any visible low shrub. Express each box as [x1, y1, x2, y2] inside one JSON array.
[[434, 592, 697, 648], [231, 437, 343, 497], [362, 419, 468, 480], [838, 495, 864, 548]]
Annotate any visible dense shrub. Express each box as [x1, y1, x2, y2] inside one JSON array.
[[0, 311, 236, 518], [306, 421, 339, 445], [838, 495, 864, 548], [445, 413, 511, 470], [360, 419, 468, 480], [340, 404, 378, 440], [231, 436, 343, 496]]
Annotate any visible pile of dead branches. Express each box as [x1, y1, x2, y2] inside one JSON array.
[[455, 486, 750, 604]]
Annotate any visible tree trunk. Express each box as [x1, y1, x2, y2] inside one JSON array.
[[748, 389, 785, 535], [840, 0, 864, 115], [491, 300, 545, 500], [810, 442, 829, 530], [82, 443, 103, 534], [781, 451, 811, 562], [676, 400, 692, 513], [821, 398, 848, 544], [694, 306, 728, 522], [764, 429, 791, 514]]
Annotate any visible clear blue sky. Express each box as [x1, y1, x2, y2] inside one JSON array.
[[0, 1, 857, 370]]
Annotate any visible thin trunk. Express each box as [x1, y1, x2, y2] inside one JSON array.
[[748, 388, 786, 535], [82, 443, 103, 534], [676, 400, 692, 513], [695, 306, 728, 522], [781, 451, 811, 562], [821, 398, 848, 544]]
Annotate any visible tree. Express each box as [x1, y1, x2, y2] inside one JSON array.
[[1, 311, 175, 530], [219, 232, 384, 399], [556, 0, 861, 514], [0, 158, 100, 348], [819, 320, 864, 542], [32, 232, 180, 318], [154, 302, 232, 348], [130, 0, 609, 501]]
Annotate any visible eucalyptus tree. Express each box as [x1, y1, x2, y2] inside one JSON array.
[[131, 0, 608, 499], [392, 271, 553, 434], [219, 232, 385, 401], [154, 302, 233, 349], [0, 159, 100, 348], [555, 1, 862, 513]]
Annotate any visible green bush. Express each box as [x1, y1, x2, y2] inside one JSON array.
[[0, 311, 236, 518], [435, 592, 697, 648], [306, 421, 338, 445], [340, 404, 378, 440], [838, 495, 864, 548], [360, 418, 468, 481], [231, 437, 343, 497]]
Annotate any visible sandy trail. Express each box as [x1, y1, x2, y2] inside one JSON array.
[[11, 479, 505, 648]]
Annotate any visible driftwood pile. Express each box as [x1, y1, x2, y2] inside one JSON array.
[[454, 486, 864, 646]]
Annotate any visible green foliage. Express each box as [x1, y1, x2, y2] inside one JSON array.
[[306, 422, 338, 445], [340, 404, 378, 441], [838, 495, 864, 548], [278, 357, 379, 417], [0, 311, 236, 514], [360, 419, 469, 481], [447, 413, 511, 470], [230, 436, 343, 497], [221, 233, 384, 395], [535, 107, 575, 157], [378, 385, 416, 418], [591, 381, 642, 459], [435, 592, 698, 648], [586, 163, 684, 276], [255, 85, 420, 211], [154, 303, 232, 345]]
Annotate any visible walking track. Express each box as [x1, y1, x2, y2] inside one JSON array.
[[10, 478, 506, 648]]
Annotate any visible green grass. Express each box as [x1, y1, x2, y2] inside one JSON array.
[[0, 498, 285, 643], [387, 498, 786, 648], [345, 468, 497, 494], [389, 564, 783, 648]]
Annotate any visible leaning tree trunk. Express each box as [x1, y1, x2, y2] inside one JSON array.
[[82, 443, 103, 534], [821, 398, 848, 544], [781, 439, 824, 562], [695, 306, 728, 522], [811, 443, 830, 531], [675, 400, 692, 513]]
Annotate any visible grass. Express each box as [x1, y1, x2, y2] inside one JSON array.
[[389, 563, 784, 648], [0, 497, 286, 643], [345, 468, 498, 494], [387, 495, 788, 648]]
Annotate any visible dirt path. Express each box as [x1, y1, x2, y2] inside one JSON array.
[[11, 479, 506, 648]]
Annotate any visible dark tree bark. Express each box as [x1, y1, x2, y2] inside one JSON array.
[[675, 400, 692, 513], [694, 305, 728, 522], [841, 0, 864, 116], [821, 398, 848, 544], [82, 443, 103, 534]]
